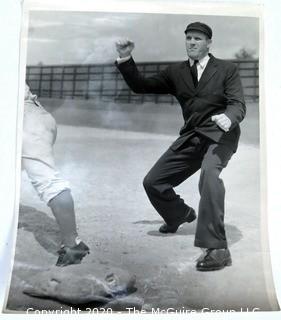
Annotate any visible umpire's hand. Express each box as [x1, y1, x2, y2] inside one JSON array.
[[211, 114, 232, 132], [116, 39, 135, 58]]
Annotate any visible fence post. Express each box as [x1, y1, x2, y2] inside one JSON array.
[[254, 60, 258, 102], [49, 66, 53, 98], [100, 65, 104, 100], [86, 65, 90, 100], [155, 64, 160, 104], [60, 67, 65, 99], [72, 66, 77, 99], [38, 65, 43, 97]]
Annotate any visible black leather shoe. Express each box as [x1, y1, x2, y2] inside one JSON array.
[[196, 248, 232, 271], [159, 207, 196, 233], [56, 241, 90, 267]]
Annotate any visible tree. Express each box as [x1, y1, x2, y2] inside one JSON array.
[[234, 47, 256, 60]]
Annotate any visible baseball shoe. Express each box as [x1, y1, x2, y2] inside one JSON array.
[[56, 241, 90, 267]]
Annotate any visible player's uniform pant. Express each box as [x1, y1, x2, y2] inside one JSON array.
[[22, 100, 70, 204]]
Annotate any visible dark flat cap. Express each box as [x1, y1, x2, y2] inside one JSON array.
[[184, 22, 212, 39]]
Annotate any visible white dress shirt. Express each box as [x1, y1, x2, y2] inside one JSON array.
[[189, 54, 210, 81], [116, 55, 132, 64]]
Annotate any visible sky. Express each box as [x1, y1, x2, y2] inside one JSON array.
[[26, 11, 259, 65]]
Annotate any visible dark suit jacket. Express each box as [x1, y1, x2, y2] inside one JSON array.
[[116, 54, 246, 152]]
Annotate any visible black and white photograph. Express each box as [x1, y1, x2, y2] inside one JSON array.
[[2, 0, 281, 315]]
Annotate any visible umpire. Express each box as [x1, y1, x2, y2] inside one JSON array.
[[115, 22, 246, 271]]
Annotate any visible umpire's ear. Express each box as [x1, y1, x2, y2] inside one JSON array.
[[206, 38, 212, 49]]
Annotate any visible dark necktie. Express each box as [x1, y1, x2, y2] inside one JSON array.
[[190, 60, 199, 87]]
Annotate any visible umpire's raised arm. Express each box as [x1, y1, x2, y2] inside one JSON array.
[[115, 38, 173, 95]]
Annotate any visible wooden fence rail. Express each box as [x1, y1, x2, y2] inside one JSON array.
[[26, 59, 259, 104]]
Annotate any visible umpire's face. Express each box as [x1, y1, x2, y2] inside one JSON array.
[[185, 31, 212, 61]]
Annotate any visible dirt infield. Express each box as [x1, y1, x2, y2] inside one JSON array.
[[5, 100, 279, 312]]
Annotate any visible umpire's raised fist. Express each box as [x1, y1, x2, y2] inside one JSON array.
[[115, 39, 135, 58]]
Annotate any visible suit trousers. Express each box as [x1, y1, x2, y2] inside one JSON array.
[[143, 134, 234, 249]]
